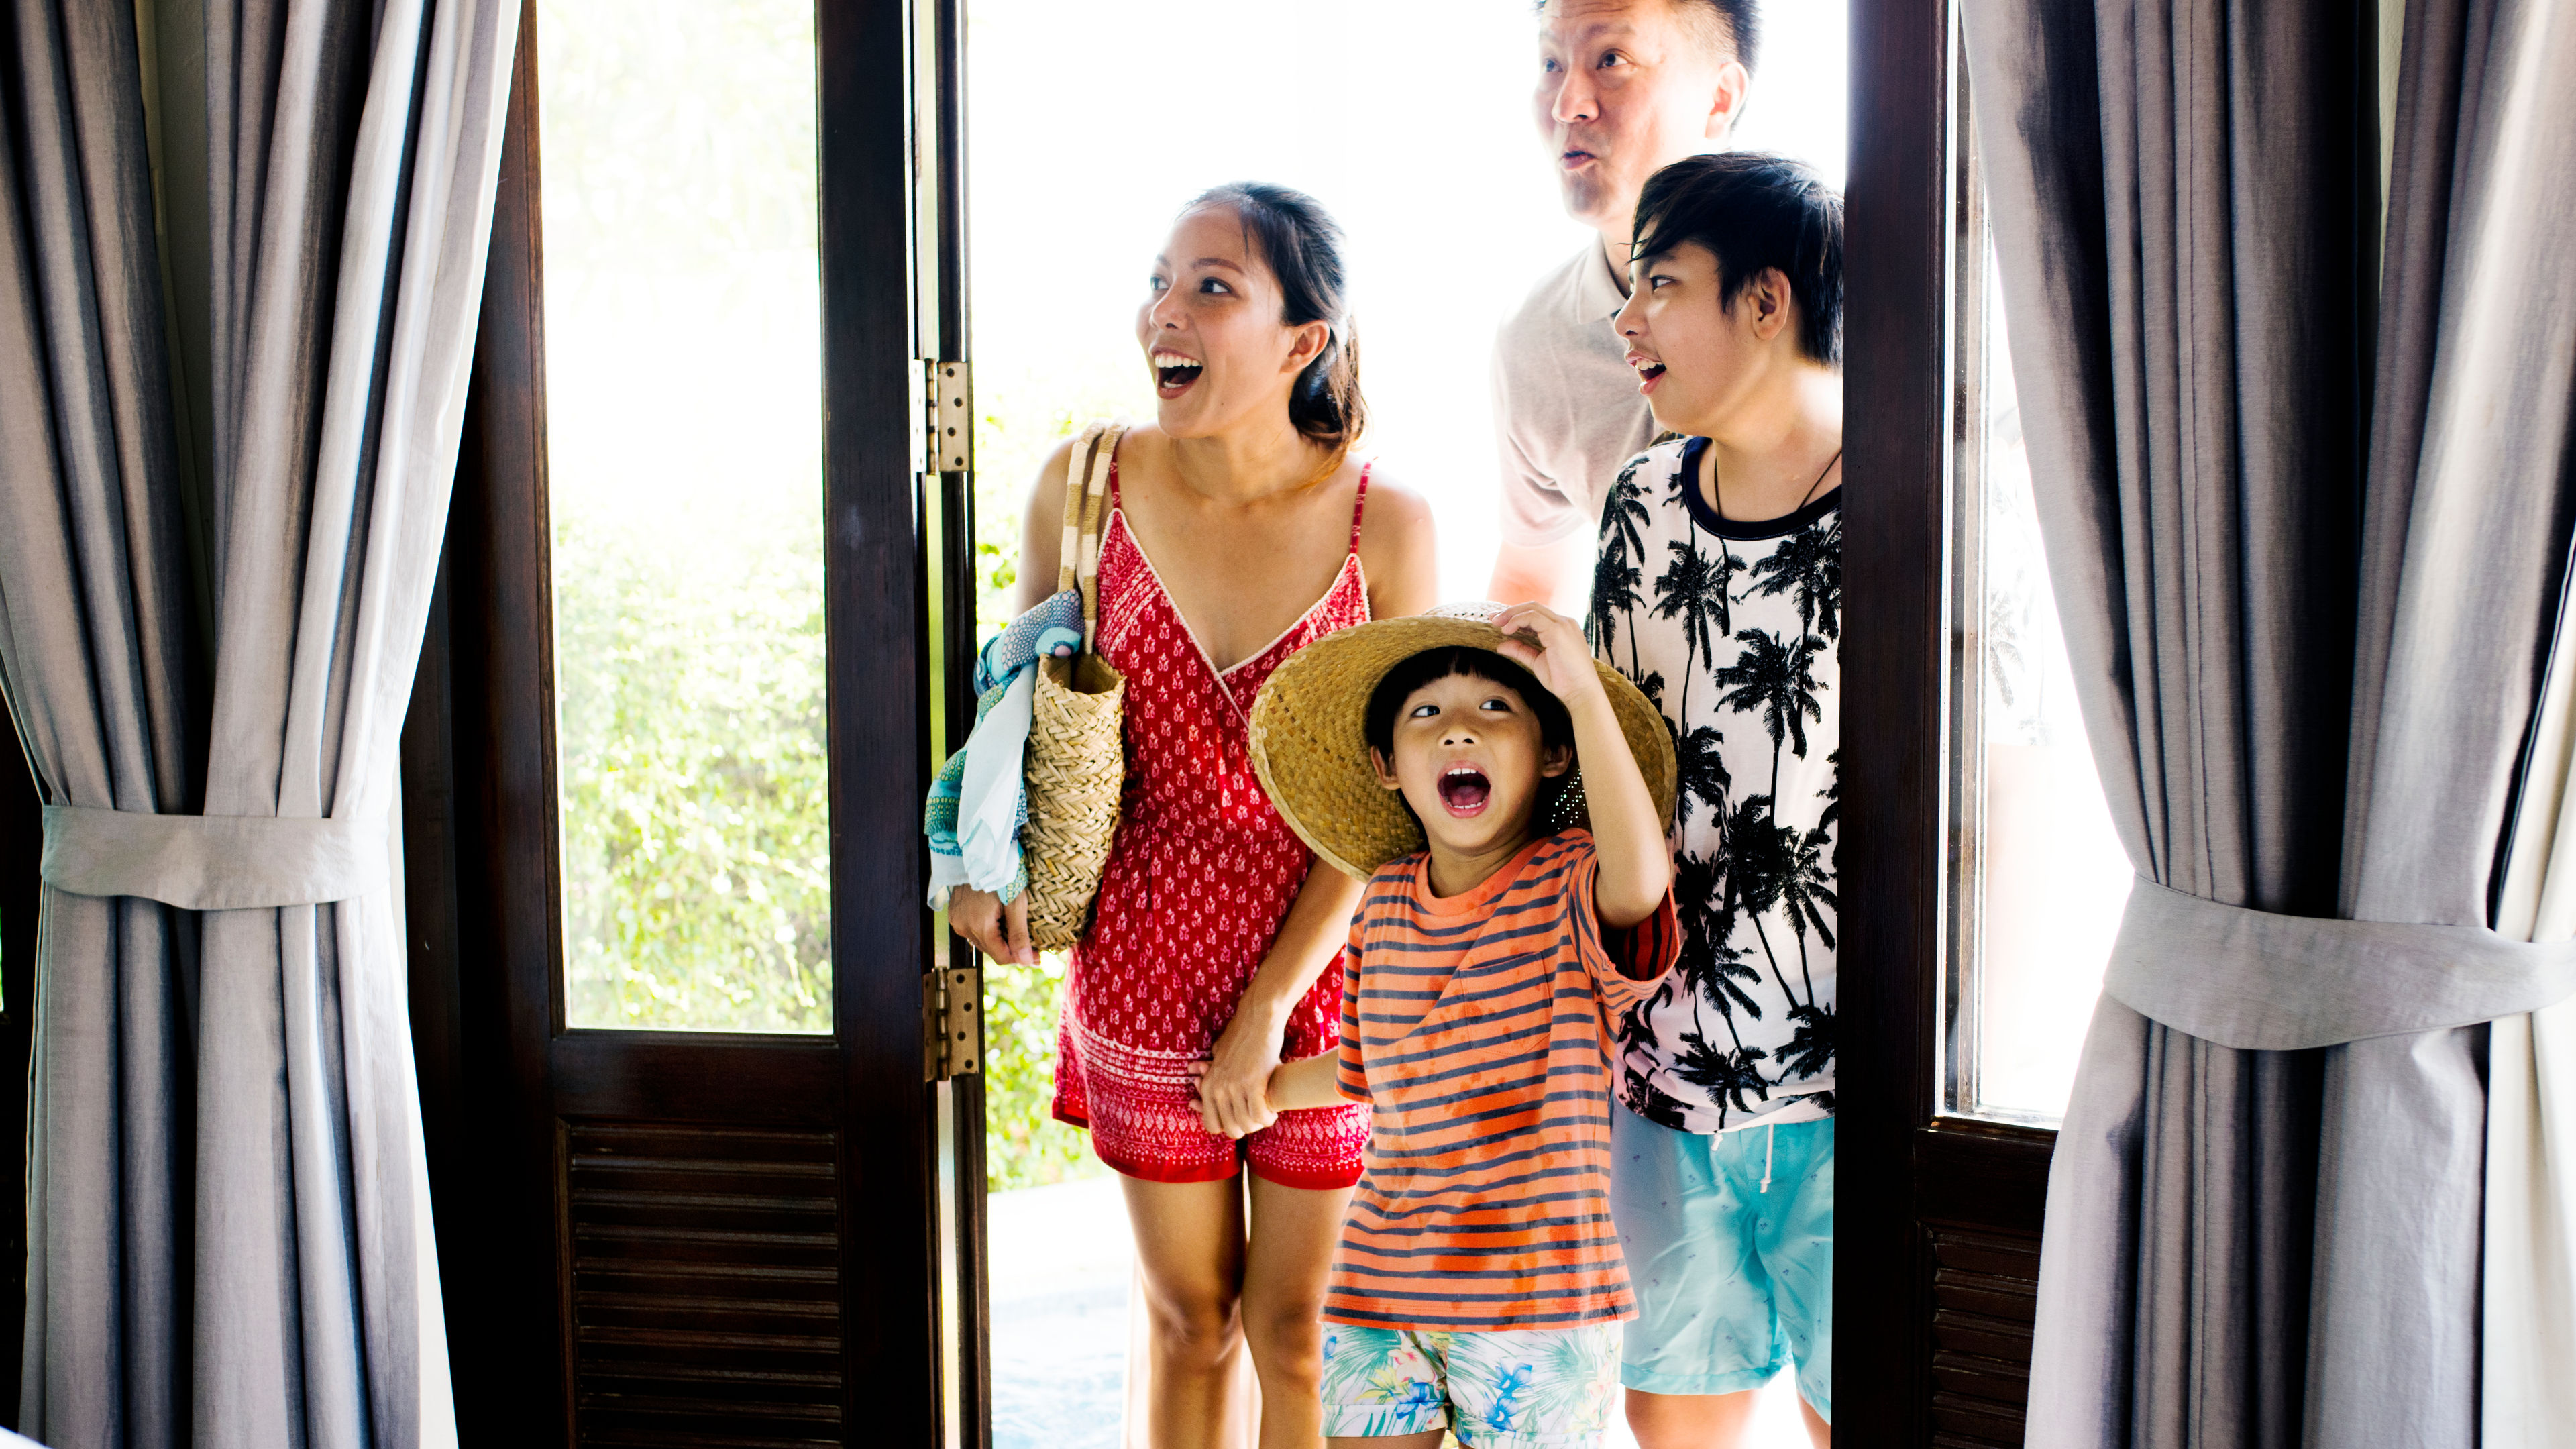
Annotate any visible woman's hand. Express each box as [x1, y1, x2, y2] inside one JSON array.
[[1192, 1007, 1288, 1140], [1493, 603, 1609, 715], [949, 887, 1036, 967]]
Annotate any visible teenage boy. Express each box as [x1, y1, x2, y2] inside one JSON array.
[[1593, 152, 1843, 1448], [1489, 0, 1754, 611], [1220, 603, 1680, 1448]]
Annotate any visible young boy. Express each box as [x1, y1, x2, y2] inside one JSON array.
[[1231, 600, 1680, 1448], [1593, 152, 1844, 1446]]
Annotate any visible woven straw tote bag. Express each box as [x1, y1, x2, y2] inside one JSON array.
[[1022, 422, 1129, 950]]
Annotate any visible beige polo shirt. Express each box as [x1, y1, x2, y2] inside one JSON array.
[[1491, 243, 1660, 548]]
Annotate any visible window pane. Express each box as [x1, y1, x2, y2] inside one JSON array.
[[1951, 244, 2133, 1120], [539, 0, 830, 1032]]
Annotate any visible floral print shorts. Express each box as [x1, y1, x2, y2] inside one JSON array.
[[1318, 1322, 1621, 1447]]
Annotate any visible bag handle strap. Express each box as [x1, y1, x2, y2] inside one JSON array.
[[1055, 422, 1125, 652]]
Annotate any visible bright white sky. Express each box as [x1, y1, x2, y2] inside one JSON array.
[[965, 0, 1849, 599]]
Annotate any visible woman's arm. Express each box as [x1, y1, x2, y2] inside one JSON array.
[[1010, 435, 1079, 614], [1492, 603, 1672, 928], [1355, 472, 1440, 620], [1194, 863, 1364, 1139], [951, 435, 1088, 966]]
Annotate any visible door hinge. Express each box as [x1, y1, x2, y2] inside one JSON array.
[[922, 358, 971, 474], [924, 965, 981, 1081]]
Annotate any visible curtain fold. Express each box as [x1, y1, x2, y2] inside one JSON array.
[[1, 3, 205, 1440], [0, 1, 519, 1443], [1964, 0, 2576, 1442]]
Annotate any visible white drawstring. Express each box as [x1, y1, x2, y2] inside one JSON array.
[[1760, 1122, 1776, 1193]]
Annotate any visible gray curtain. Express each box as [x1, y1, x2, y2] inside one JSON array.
[[0, 1, 519, 1444], [1962, 0, 2576, 1444]]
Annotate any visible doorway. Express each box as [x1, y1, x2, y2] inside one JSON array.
[[955, 4, 1847, 1446], [392, 1, 2058, 1444]]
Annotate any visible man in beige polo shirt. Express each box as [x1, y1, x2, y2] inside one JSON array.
[[1489, 0, 1756, 609]]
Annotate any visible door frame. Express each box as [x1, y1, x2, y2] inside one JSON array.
[[402, 0, 954, 1438], [1839, 0, 2059, 1442]]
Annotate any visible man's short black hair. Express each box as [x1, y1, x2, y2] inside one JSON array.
[[1684, 0, 1760, 75], [1631, 150, 1842, 367], [1534, 0, 1760, 76], [1364, 647, 1574, 767]]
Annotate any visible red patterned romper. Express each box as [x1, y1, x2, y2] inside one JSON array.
[[1051, 452, 1375, 1189]]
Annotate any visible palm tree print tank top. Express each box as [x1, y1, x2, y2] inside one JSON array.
[[1588, 435, 1840, 1134]]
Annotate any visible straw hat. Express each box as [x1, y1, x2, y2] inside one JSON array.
[[1249, 602, 1678, 880]]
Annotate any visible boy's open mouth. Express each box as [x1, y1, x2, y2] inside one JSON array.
[[1631, 356, 1666, 386], [1152, 349, 1204, 395], [1436, 765, 1491, 818]]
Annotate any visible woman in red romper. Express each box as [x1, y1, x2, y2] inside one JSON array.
[[951, 184, 1437, 1446]]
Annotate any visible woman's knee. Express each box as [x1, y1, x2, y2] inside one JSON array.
[[1140, 1275, 1242, 1363], [1240, 1291, 1328, 1374]]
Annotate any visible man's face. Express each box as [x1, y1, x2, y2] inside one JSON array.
[[1611, 241, 1788, 437], [1533, 0, 1746, 237], [1373, 671, 1571, 861]]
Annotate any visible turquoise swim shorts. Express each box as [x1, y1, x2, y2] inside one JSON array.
[[1609, 1106, 1832, 1419], [1318, 1321, 1621, 1447]]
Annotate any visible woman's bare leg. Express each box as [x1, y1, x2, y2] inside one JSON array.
[[1240, 1176, 1356, 1448], [1123, 1174, 1251, 1449]]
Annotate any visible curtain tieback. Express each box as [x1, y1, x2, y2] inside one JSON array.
[[38, 804, 383, 910], [2104, 877, 2576, 1050]]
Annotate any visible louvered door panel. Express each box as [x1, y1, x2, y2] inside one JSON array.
[[1926, 1226, 2039, 1449], [565, 1123, 847, 1447]]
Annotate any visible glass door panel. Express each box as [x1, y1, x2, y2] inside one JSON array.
[[1945, 235, 2134, 1122], [537, 0, 830, 1032]]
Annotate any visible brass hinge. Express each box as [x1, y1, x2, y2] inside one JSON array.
[[924, 965, 981, 1081], [922, 358, 971, 474]]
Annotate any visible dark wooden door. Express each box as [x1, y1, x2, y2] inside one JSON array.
[[1839, 3, 2056, 1444], [401, 1, 963, 1442]]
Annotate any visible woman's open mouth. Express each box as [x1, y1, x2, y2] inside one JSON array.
[[1436, 765, 1491, 818], [1152, 350, 1204, 397], [1630, 356, 1666, 393]]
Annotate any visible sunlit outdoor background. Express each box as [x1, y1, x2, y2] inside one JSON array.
[[966, 4, 1847, 1445], [541, 0, 833, 1034]]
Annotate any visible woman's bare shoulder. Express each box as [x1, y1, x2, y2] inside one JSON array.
[[1354, 465, 1439, 614], [1356, 465, 1435, 547]]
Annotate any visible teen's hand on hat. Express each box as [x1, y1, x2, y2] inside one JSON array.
[[1493, 603, 1609, 714], [1193, 1012, 1285, 1140], [949, 886, 1036, 967]]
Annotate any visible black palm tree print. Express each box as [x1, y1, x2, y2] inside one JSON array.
[[1751, 514, 1843, 640], [1711, 627, 1825, 806], [1671, 722, 1730, 828], [1593, 463, 1653, 672], [1815, 749, 1841, 841], [1778, 1002, 1835, 1082], [1721, 795, 1804, 1011], [1673, 852, 1760, 1030], [1589, 550, 1642, 661], [1652, 540, 1737, 731], [1777, 824, 1838, 1006], [1671, 1030, 1771, 1121]]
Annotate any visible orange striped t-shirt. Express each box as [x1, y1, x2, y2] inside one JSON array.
[[1325, 829, 1678, 1332]]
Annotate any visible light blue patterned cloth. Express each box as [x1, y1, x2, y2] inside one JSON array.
[[924, 590, 1085, 909]]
